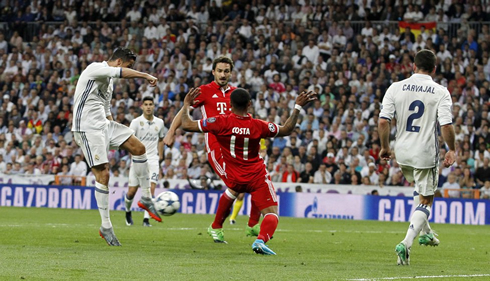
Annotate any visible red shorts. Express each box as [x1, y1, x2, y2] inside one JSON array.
[[224, 172, 278, 211], [207, 141, 277, 211], [207, 145, 227, 180]]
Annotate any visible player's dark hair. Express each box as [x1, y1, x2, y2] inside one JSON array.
[[212, 56, 234, 72], [414, 49, 436, 72], [142, 96, 154, 104], [108, 48, 137, 62], [230, 88, 251, 111]]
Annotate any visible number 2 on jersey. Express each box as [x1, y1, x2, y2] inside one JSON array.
[[230, 135, 249, 160], [406, 100, 425, 132]]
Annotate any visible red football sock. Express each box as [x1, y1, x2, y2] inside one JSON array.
[[248, 201, 261, 227], [211, 191, 235, 229], [257, 213, 278, 243]]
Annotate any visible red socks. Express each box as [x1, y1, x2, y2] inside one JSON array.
[[257, 213, 278, 243], [248, 201, 261, 227], [211, 191, 235, 229]]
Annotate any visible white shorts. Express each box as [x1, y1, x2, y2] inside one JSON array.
[[128, 159, 160, 186], [401, 165, 439, 196], [73, 121, 134, 168]]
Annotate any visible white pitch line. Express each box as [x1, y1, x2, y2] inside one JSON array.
[[348, 274, 490, 280]]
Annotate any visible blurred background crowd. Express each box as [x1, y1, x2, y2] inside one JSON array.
[[0, 0, 489, 198]]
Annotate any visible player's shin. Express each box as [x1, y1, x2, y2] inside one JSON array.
[[403, 204, 430, 248], [124, 195, 133, 212], [132, 153, 151, 198], [413, 195, 432, 235], [248, 200, 261, 227], [211, 189, 236, 229], [95, 182, 112, 228], [230, 197, 244, 222], [257, 213, 278, 243]]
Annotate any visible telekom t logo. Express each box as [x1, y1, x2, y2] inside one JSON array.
[[217, 102, 227, 114]]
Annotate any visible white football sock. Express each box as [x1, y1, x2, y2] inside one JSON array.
[[132, 153, 151, 198], [95, 182, 111, 228], [144, 211, 150, 219], [413, 195, 432, 235], [125, 194, 133, 212], [403, 204, 430, 248]]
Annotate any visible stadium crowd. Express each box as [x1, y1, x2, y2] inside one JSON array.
[[0, 0, 489, 198]]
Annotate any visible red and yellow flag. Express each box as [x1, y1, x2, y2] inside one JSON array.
[[398, 21, 437, 38]]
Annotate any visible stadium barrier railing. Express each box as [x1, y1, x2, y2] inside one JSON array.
[[54, 175, 86, 186], [444, 188, 481, 199]]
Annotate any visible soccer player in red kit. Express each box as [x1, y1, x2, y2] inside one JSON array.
[[164, 56, 254, 241], [181, 87, 317, 255]]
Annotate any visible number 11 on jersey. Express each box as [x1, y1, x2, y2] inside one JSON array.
[[230, 135, 249, 160]]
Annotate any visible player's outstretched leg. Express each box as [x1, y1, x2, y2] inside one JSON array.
[[229, 193, 244, 224], [208, 189, 236, 243], [99, 226, 122, 246]]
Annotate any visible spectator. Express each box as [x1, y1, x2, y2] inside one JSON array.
[[314, 163, 332, 184]]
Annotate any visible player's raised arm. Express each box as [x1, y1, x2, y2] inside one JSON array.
[[121, 68, 157, 87], [163, 107, 184, 146], [181, 88, 202, 133], [276, 91, 317, 137]]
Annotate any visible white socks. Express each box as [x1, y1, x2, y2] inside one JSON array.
[[95, 182, 111, 228], [403, 204, 430, 248], [132, 153, 151, 198], [125, 195, 133, 212], [413, 195, 432, 234]]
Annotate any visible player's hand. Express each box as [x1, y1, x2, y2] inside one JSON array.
[[147, 74, 158, 87], [379, 148, 392, 160], [295, 90, 318, 107], [183, 87, 201, 106], [443, 150, 456, 168], [163, 132, 175, 147]]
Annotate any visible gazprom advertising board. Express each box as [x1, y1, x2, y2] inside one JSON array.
[[1, 184, 488, 225]]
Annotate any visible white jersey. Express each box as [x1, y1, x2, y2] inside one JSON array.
[[129, 115, 165, 161], [72, 61, 121, 132], [380, 73, 452, 169]]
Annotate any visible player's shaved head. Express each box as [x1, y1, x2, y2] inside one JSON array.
[[414, 49, 436, 72], [230, 88, 251, 111]]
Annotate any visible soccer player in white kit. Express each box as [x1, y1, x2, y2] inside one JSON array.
[[71, 48, 162, 246], [378, 50, 456, 265], [125, 96, 165, 227]]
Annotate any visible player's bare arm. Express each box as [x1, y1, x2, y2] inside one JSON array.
[[163, 108, 184, 147], [378, 117, 391, 160], [158, 138, 164, 163], [121, 68, 157, 86], [277, 91, 317, 137], [441, 124, 456, 167], [181, 88, 202, 133]]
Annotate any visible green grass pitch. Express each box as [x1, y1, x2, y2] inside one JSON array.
[[1, 207, 489, 280]]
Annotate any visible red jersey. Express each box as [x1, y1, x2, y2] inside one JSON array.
[[193, 81, 236, 151], [199, 113, 279, 185]]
